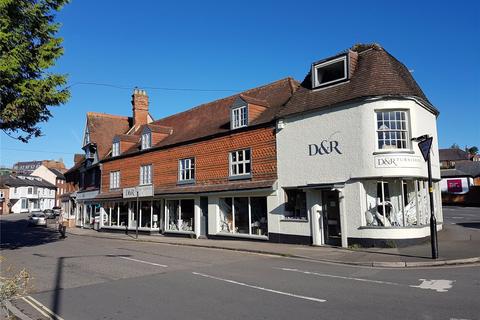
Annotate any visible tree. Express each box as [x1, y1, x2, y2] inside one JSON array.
[[450, 143, 460, 149], [468, 146, 478, 156], [0, 0, 70, 142]]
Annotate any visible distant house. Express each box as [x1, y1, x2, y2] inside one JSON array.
[[0, 175, 56, 214], [31, 165, 67, 208], [13, 160, 66, 175], [439, 148, 480, 195]]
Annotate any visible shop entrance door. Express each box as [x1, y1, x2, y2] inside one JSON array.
[[200, 197, 208, 238], [322, 190, 341, 246]]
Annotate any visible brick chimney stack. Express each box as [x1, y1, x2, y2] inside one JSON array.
[[132, 88, 149, 128]]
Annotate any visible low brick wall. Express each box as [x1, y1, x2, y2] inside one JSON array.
[[442, 186, 480, 206]]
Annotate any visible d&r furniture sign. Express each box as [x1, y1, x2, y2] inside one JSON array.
[[374, 155, 422, 168]]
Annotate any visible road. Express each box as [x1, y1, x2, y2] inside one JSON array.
[[1, 209, 479, 320]]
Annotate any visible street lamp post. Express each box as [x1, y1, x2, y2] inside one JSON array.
[[412, 134, 438, 259], [136, 189, 139, 240]]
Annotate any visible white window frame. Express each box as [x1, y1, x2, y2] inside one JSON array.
[[110, 171, 120, 189], [376, 110, 410, 151], [229, 149, 251, 178], [231, 106, 248, 129], [112, 141, 120, 157], [27, 187, 33, 194], [178, 158, 195, 182], [141, 132, 151, 150], [312, 55, 348, 88], [139, 164, 152, 185], [21, 198, 28, 209]]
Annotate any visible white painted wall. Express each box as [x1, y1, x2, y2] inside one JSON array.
[[275, 98, 441, 242], [31, 166, 56, 185]]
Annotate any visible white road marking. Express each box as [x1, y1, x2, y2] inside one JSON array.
[[118, 256, 168, 268], [22, 295, 65, 320], [192, 272, 326, 303], [278, 268, 401, 286], [410, 279, 455, 292]]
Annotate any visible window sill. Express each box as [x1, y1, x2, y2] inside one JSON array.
[[177, 180, 195, 185], [280, 218, 309, 223], [228, 174, 252, 181], [215, 232, 268, 240], [373, 150, 414, 155], [358, 223, 442, 230], [164, 230, 195, 234]]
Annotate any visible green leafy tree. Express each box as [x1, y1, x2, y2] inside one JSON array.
[[0, 0, 70, 142], [450, 143, 460, 149], [468, 146, 478, 155]]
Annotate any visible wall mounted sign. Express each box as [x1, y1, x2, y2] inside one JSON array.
[[447, 179, 462, 193], [308, 140, 342, 156], [374, 155, 422, 168], [123, 185, 154, 198]]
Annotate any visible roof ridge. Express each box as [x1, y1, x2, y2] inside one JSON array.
[[87, 112, 130, 120], [152, 77, 295, 124]]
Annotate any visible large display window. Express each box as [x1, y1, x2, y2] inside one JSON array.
[[166, 199, 195, 232], [219, 196, 268, 236]]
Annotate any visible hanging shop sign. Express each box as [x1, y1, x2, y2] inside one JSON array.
[[374, 155, 423, 168], [76, 190, 99, 200], [123, 185, 154, 198]]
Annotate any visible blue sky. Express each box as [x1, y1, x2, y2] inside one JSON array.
[[1, 0, 479, 168]]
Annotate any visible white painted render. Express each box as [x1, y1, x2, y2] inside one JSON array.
[[275, 98, 442, 245], [31, 165, 57, 185], [9, 186, 55, 213]]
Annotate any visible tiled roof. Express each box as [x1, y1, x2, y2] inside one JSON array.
[[48, 168, 66, 179], [278, 44, 436, 118], [439, 148, 470, 161], [113, 78, 298, 157], [455, 160, 480, 178], [0, 175, 56, 188], [86, 112, 132, 160]]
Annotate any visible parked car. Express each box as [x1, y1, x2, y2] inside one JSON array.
[[29, 212, 47, 227], [52, 206, 62, 216], [43, 209, 55, 219]]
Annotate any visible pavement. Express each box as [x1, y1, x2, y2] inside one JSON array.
[[66, 205, 480, 268], [1, 208, 479, 320]]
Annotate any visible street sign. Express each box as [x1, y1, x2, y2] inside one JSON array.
[[418, 137, 433, 161]]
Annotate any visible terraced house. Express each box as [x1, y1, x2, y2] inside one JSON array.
[[71, 44, 442, 247]]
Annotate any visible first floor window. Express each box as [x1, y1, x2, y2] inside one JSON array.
[[27, 187, 33, 194], [219, 196, 267, 236], [284, 189, 308, 220], [166, 199, 195, 232], [110, 171, 120, 189], [229, 149, 251, 177], [140, 165, 152, 185], [376, 110, 409, 150], [179, 158, 195, 182]]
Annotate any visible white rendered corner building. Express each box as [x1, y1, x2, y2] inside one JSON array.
[[272, 44, 442, 247]]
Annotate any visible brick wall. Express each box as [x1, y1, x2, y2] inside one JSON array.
[[101, 126, 277, 192]]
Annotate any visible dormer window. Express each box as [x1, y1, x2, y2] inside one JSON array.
[[232, 106, 248, 129], [141, 132, 151, 150], [312, 55, 348, 89], [112, 141, 120, 157]]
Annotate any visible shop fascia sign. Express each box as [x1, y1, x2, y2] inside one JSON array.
[[123, 185, 154, 198], [374, 154, 422, 168], [76, 190, 99, 200], [308, 140, 342, 156]]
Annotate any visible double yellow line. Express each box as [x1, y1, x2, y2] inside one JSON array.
[[21, 295, 64, 320]]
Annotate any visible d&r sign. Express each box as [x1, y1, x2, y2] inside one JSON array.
[[308, 140, 342, 156]]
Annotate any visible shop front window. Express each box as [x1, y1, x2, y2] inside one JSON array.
[[111, 202, 119, 226], [364, 179, 427, 227], [166, 199, 195, 232], [284, 189, 308, 220], [140, 201, 152, 228], [119, 202, 128, 227], [219, 196, 268, 236], [153, 200, 162, 230]]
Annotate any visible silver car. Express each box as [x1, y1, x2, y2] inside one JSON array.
[[29, 212, 47, 227]]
